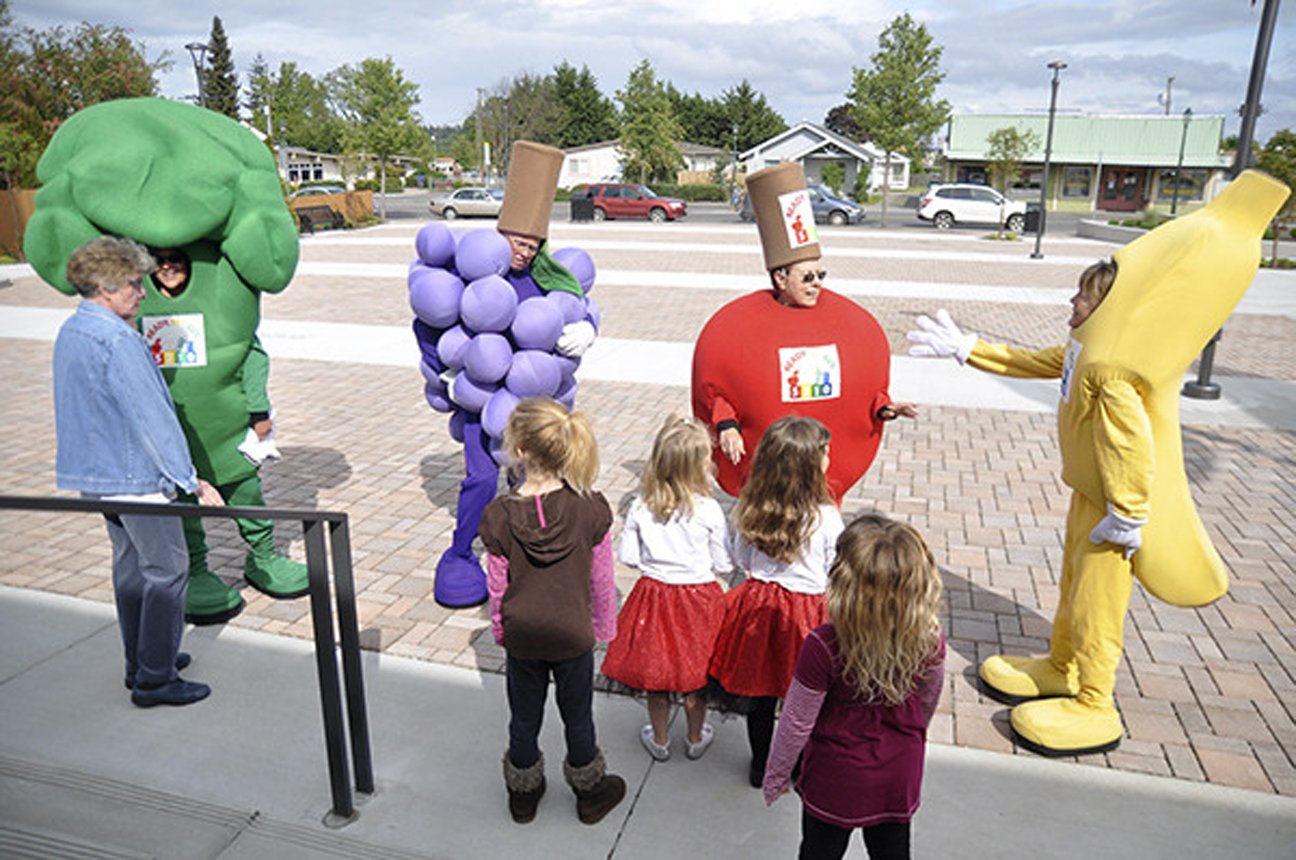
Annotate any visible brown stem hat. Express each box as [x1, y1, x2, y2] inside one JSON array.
[[746, 162, 821, 271], [497, 141, 564, 240]]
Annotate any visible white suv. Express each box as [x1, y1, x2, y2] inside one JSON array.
[[917, 183, 1028, 232]]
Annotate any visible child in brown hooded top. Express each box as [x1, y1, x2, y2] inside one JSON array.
[[479, 397, 624, 826]]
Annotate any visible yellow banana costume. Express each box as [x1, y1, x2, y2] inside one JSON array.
[[969, 171, 1289, 755]]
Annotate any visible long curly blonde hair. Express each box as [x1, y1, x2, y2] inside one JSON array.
[[734, 416, 832, 564], [826, 514, 943, 705], [640, 415, 714, 522]]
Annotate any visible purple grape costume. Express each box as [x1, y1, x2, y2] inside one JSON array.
[[409, 141, 600, 607]]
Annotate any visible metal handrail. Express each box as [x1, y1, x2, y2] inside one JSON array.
[[0, 493, 373, 826]]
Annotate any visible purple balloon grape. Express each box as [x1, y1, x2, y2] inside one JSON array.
[[488, 434, 509, 466], [450, 372, 497, 413], [448, 409, 466, 443], [416, 222, 457, 268], [455, 229, 511, 282], [505, 350, 562, 398], [511, 297, 564, 351], [409, 267, 465, 329], [552, 246, 596, 293], [554, 376, 577, 411], [464, 333, 514, 385], [419, 358, 441, 383], [482, 389, 522, 439], [585, 297, 601, 330], [425, 379, 453, 413], [552, 352, 581, 380], [460, 274, 518, 333], [437, 324, 473, 370], [546, 290, 587, 325]]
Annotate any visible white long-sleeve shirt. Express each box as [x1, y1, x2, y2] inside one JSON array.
[[732, 504, 844, 595], [618, 495, 733, 585]]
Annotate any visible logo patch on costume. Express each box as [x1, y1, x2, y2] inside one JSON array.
[[141, 314, 207, 368], [1060, 338, 1082, 403], [777, 190, 818, 249], [780, 345, 840, 403]]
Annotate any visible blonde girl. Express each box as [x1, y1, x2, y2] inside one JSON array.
[[478, 398, 625, 826], [763, 514, 945, 860], [706, 416, 843, 787], [601, 416, 733, 762]]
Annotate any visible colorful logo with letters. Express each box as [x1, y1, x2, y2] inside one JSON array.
[[142, 314, 207, 368], [777, 190, 818, 249], [780, 344, 840, 403]]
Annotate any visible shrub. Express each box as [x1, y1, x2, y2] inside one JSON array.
[[354, 177, 405, 193]]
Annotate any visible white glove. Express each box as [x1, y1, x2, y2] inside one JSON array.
[[237, 427, 281, 466], [556, 320, 596, 357], [906, 309, 978, 364], [1088, 503, 1147, 559]]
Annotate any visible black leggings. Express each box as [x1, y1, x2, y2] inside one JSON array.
[[799, 808, 910, 860], [746, 696, 778, 767]]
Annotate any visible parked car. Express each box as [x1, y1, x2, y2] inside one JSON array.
[[738, 183, 866, 226], [917, 183, 1027, 232], [289, 185, 346, 199], [429, 186, 503, 220], [574, 183, 686, 222]]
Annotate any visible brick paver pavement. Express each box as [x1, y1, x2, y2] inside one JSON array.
[[2, 219, 1293, 796]]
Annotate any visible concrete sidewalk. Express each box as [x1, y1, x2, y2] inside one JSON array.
[[2, 586, 1293, 859]]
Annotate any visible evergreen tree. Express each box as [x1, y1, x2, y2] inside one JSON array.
[[667, 85, 729, 148], [554, 61, 617, 147], [723, 80, 786, 153], [848, 13, 950, 225], [204, 16, 239, 118], [243, 52, 271, 125], [616, 60, 683, 183]]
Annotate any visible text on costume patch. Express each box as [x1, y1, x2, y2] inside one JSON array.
[[1060, 338, 1082, 404], [780, 345, 841, 403], [142, 314, 208, 368], [777, 190, 819, 249]]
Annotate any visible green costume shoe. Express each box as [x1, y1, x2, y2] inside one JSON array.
[[185, 568, 245, 625], [243, 550, 310, 599]]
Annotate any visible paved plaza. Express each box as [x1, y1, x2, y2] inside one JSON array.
[[2, 213, 1295, 837]]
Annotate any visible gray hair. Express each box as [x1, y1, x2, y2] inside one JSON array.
[[65, 236, 155, 298]]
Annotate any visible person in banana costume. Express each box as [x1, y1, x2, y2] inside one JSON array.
[[906, 170, 1290, 755], [24, 97, 308, 624]]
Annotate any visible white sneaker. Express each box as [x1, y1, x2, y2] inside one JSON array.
[[685, 723, 715, 760], [640, 724, 670, 761]]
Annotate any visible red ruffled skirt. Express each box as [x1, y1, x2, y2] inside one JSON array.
[[707, 579, 826, 698], [601, 578, 724, 693]]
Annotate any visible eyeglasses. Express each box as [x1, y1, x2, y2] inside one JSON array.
[[800, 270, 828, 284], [154, 252, 187, 265], [125, 278, 145, 293], [511, 239, 539, 254]]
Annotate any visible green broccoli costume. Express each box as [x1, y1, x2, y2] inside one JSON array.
[[25, 97, 308, 623]]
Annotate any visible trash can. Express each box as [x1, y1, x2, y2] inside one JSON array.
[[570, 196, 594, 222], [1024, 203, 1042, 234]]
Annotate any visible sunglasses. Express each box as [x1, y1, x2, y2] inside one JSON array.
[[154, 252, 187, 265], [799, 270, 828, 284]]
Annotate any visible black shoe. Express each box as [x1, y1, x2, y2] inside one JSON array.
[[131, 677, 211, 708], [124, 652, 192, 689]]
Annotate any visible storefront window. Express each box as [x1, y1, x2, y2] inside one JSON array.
[[1156, 169, 1206, 203], [1062, 167, 1092, 198]]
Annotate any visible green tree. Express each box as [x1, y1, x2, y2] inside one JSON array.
[[723, 80, 786, 153], [668, 85, 729, 148], [0, 3, 166, 187], [243, 52, 271, 125], [985, 126, 1039, 193], [328, 56, 424, 217], [553, 61, 617, 147], [203, 16, 238, 118], [847, 13, 950, 226], [265, 62, 342, 153], [1256, 128, 1296, 264], [616, 60, 683, 183], [501, 72, 566, 166], [824, 102, 867, 142], [821, 162, 846, 195]]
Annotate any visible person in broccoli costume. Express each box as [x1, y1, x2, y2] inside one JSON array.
[[25, 97, 308, 623]]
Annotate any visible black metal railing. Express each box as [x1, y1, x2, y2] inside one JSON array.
[[0, 494, 373, 825]]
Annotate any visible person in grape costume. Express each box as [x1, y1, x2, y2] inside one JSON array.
[[24, 97, 308, 624], [410, 141, 600, 607]]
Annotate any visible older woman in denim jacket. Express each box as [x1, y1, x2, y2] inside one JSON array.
[[53, 236, 223, 707]]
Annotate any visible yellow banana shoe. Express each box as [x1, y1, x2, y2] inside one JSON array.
[[1011, 697, 1123, 757], [979, 655, 1079, 705]]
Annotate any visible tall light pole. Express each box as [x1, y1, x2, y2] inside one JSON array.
[[1030, 61, 1066, 260], [185, 42, 208, 108], [731, 121, 739, 205], [1170, 108, 1193, 217], [1184, 0, 1281, 400]]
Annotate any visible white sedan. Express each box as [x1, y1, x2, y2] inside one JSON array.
[[429, 187, 503, 220]]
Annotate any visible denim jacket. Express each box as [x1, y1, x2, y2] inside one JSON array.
[[54, 301, 199, 496]]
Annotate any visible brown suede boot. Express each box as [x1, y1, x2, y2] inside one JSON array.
[[562, 749, 626, 825], [503, 753, 546, 824]]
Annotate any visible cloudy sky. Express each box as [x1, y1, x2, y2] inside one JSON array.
[[11, 1, 1294, 142]]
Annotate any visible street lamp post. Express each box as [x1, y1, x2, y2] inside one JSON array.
[[184, 42, 208, 108], [731, 122, 739, 206], [1030, 61, 1066, 260], [1183, 0, 1281, 400], [1170, 108, 1193, 217]]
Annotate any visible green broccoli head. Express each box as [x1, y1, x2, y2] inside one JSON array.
[[24, 97, 298, 295]]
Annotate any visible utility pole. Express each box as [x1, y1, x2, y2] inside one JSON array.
[[475, 87, 485, 181], [1157, 76, 1174, 115]]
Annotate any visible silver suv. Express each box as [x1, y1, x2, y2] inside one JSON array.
[[917, 183, 1027, 232]]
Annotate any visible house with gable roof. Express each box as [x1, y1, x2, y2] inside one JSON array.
[[739, 122, 911, 194]]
